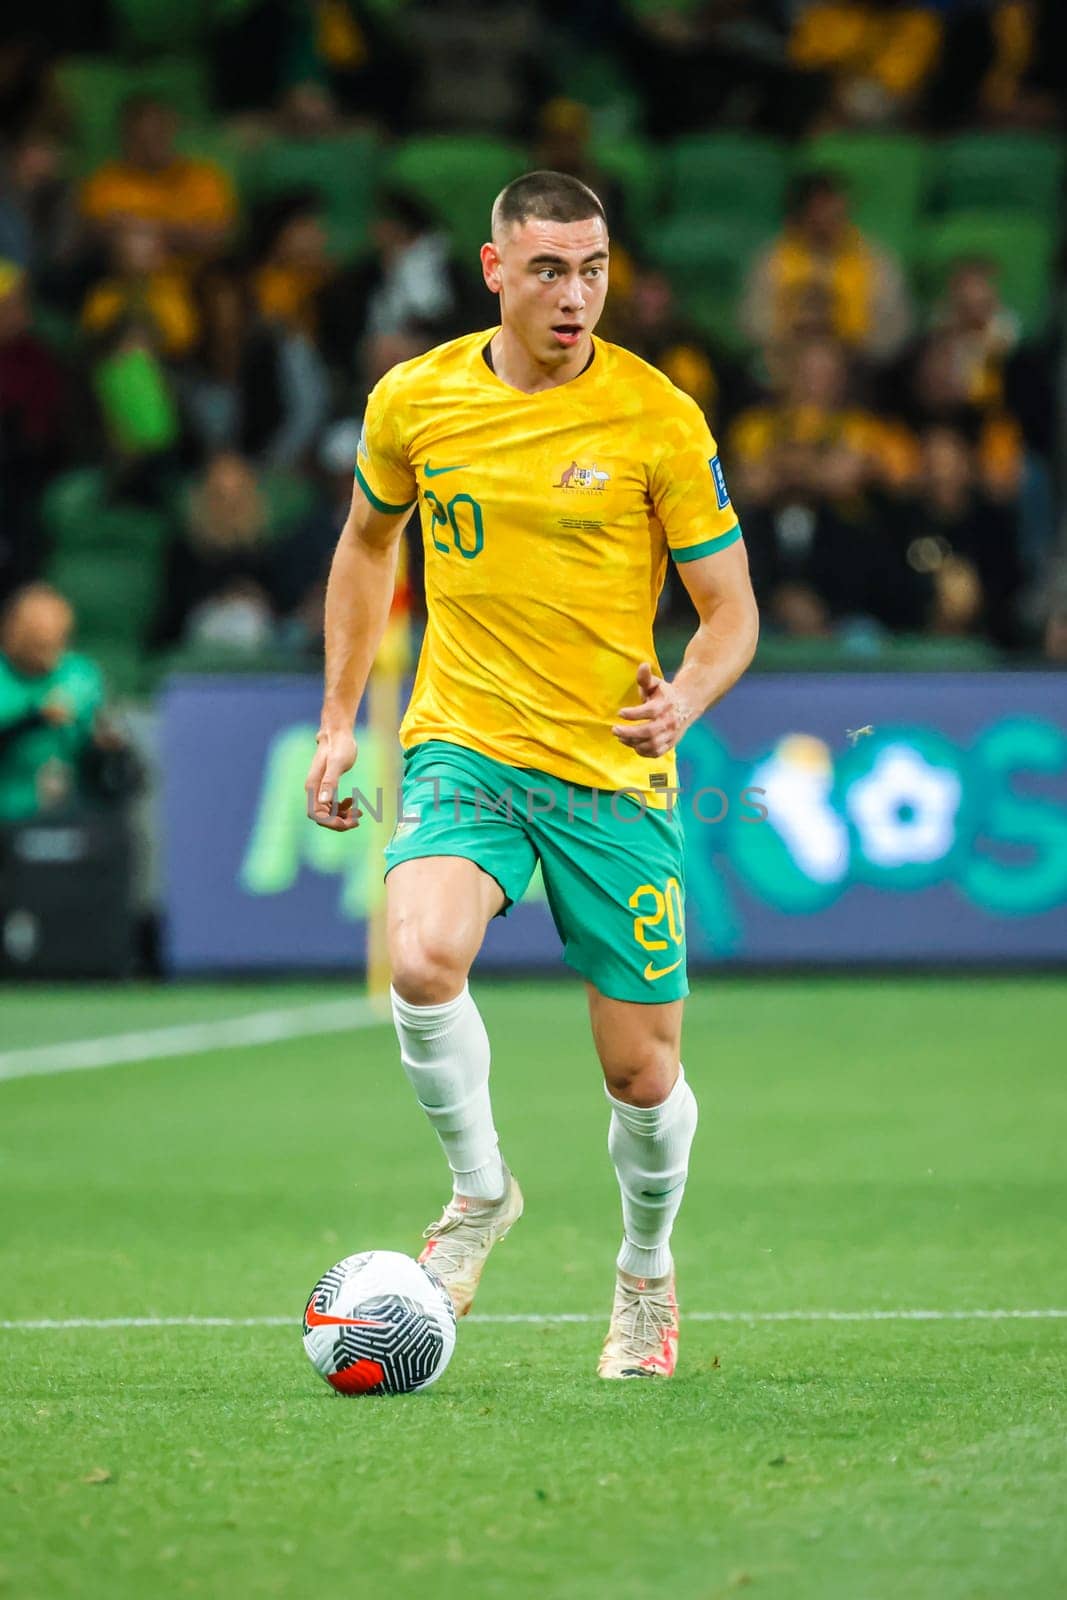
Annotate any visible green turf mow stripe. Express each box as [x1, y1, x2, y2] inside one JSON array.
[[2, 1310, 1065, 1330], [0, 997, 390, 1081]]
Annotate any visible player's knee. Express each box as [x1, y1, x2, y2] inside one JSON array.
[[602, 1046, 679, 1107], [390, 926, 470, 1006]]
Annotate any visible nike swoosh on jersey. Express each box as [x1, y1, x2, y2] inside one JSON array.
[[424, 462, 470, 478], [304, 1299, 387, 1329], [643, 956, 683, 981]]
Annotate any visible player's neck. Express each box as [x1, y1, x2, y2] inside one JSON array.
[[488, 327, 594, 394]]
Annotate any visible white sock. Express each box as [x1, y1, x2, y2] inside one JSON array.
[[607, 1066, 698, 1281], [390, 984, 506, 1202]]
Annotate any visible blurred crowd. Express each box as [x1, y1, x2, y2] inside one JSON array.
[[0, 0, 1065, 807]]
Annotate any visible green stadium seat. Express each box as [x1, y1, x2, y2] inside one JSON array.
[[169, 467, 315, 547], [41, 472, 170, 556], [53, 55, 210, 172], [242, 131, 381, 260], [798, 133, 928, 258], [589, 135, 660, 237], [665, 134, 788, 228], [648, 215, 771, 349], [176, 123, 249, 195], [49, 547, 164, 643], [110, 0, 210, 54], [916, 212, 1056, 336], [549, 52, 645, 139], [935, 133, 1065, 217], [385, 136, 528, 265]]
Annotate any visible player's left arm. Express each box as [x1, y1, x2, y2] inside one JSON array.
[[612, 541, 758, 758]]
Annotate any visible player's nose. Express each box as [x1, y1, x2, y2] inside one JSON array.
[[557, 275, 586, 313]]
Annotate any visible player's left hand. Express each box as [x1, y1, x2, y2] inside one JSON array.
[[612, 663, 691, 758]]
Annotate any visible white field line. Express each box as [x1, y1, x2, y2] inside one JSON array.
[[1, 1310, 1066, 1331], [0, 998, 390, 1083]]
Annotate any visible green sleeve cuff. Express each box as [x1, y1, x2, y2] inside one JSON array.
[[671, 523, 742, 563], [354, 461, 416, 516]]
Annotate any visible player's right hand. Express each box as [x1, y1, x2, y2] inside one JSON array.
[[306, 727, 361, 831]]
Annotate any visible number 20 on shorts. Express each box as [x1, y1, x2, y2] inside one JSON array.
[[629, 878, 685, 979]]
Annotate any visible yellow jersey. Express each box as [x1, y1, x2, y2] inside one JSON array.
[[356, 328, 741, 802]]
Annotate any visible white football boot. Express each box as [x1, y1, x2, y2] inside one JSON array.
[[597, 1268, 679, 1379], [418, 1165, 523, 1318]]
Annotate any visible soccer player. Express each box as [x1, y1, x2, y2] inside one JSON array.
[[307, 171, 758, 1378]]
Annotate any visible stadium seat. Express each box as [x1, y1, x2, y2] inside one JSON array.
[[41, 471, 170, 555], [169, 467, 315, 547], [798, 133, 928, 257], [110, 0, 210, 54], [53, 55, 210, 172], [175, 122, 249, 195], [647, 215, 772, 349], [916, 212, 1056, 336], [590, 135, 661, 237], [242, 131, 381, 260], [48, 547, 164, 642], [385, 137, 528, 265], [934, 133, 1065, 218], [665, 134, 788, 229], [550, 52, 645, 139]]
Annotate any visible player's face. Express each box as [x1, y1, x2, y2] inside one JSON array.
[[482, 215, 609, 365]]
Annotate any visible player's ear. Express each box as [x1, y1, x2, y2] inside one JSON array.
[[481, 241, 502, 294]]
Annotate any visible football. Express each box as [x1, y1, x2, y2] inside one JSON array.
[[302, 1249, 457, 1395]]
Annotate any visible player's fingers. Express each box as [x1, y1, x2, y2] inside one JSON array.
[[616, 701, 655, 721], [636, 662, 661, 698]]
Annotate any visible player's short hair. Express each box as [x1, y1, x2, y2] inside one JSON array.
[[491, 170, 607, 240]]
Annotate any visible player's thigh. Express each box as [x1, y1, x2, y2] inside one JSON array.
[[586, 986, 684, 1105], [533, 789, 689, 1009], [384, 741, 538, 1001], [387, 855, 504, 1001]]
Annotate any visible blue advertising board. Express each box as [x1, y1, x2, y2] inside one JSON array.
[[161, 673, 1067, 972]]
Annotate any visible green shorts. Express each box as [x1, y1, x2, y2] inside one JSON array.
[[383, 740, 688, 1004]]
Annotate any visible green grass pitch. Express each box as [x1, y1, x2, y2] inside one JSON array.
[[2, 976, 1065, 1599]]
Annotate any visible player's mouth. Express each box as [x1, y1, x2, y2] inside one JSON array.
[[552, 324, 583, 348]]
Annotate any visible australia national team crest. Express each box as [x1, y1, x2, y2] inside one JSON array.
[[554, 461, 610, 492]]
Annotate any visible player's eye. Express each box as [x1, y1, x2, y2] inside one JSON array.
[[538, 269, 557, 282]]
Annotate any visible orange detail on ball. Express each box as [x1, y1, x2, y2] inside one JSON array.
[[327, 1358, 385, 1394]]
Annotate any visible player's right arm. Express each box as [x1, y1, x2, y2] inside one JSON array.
[[307, 372, 419, 831], [306, 481, 410, 832]]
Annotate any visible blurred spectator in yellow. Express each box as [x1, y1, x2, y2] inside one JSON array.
[[80, 96, 236, 268], [0, 262, 67, 600], [252, 190, 334, 338], [930, 258, 1020, 411], [898, 426, 1022, 645], [179, 258, 329, 468], [926, 0, 1067, 130], [731, 336, 914, 506], [534, 100, 628, 237], [81, 219, 199, 360], [742, 171, 912, 366], [729, 336, 915, 634], [0, 584, 103, 823], [616, 263, 724, 426], [789, 0, 944, 127], [617, 0, 824, 138], [897, 332, 1023, 503], [153, 452, 281, 651]]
